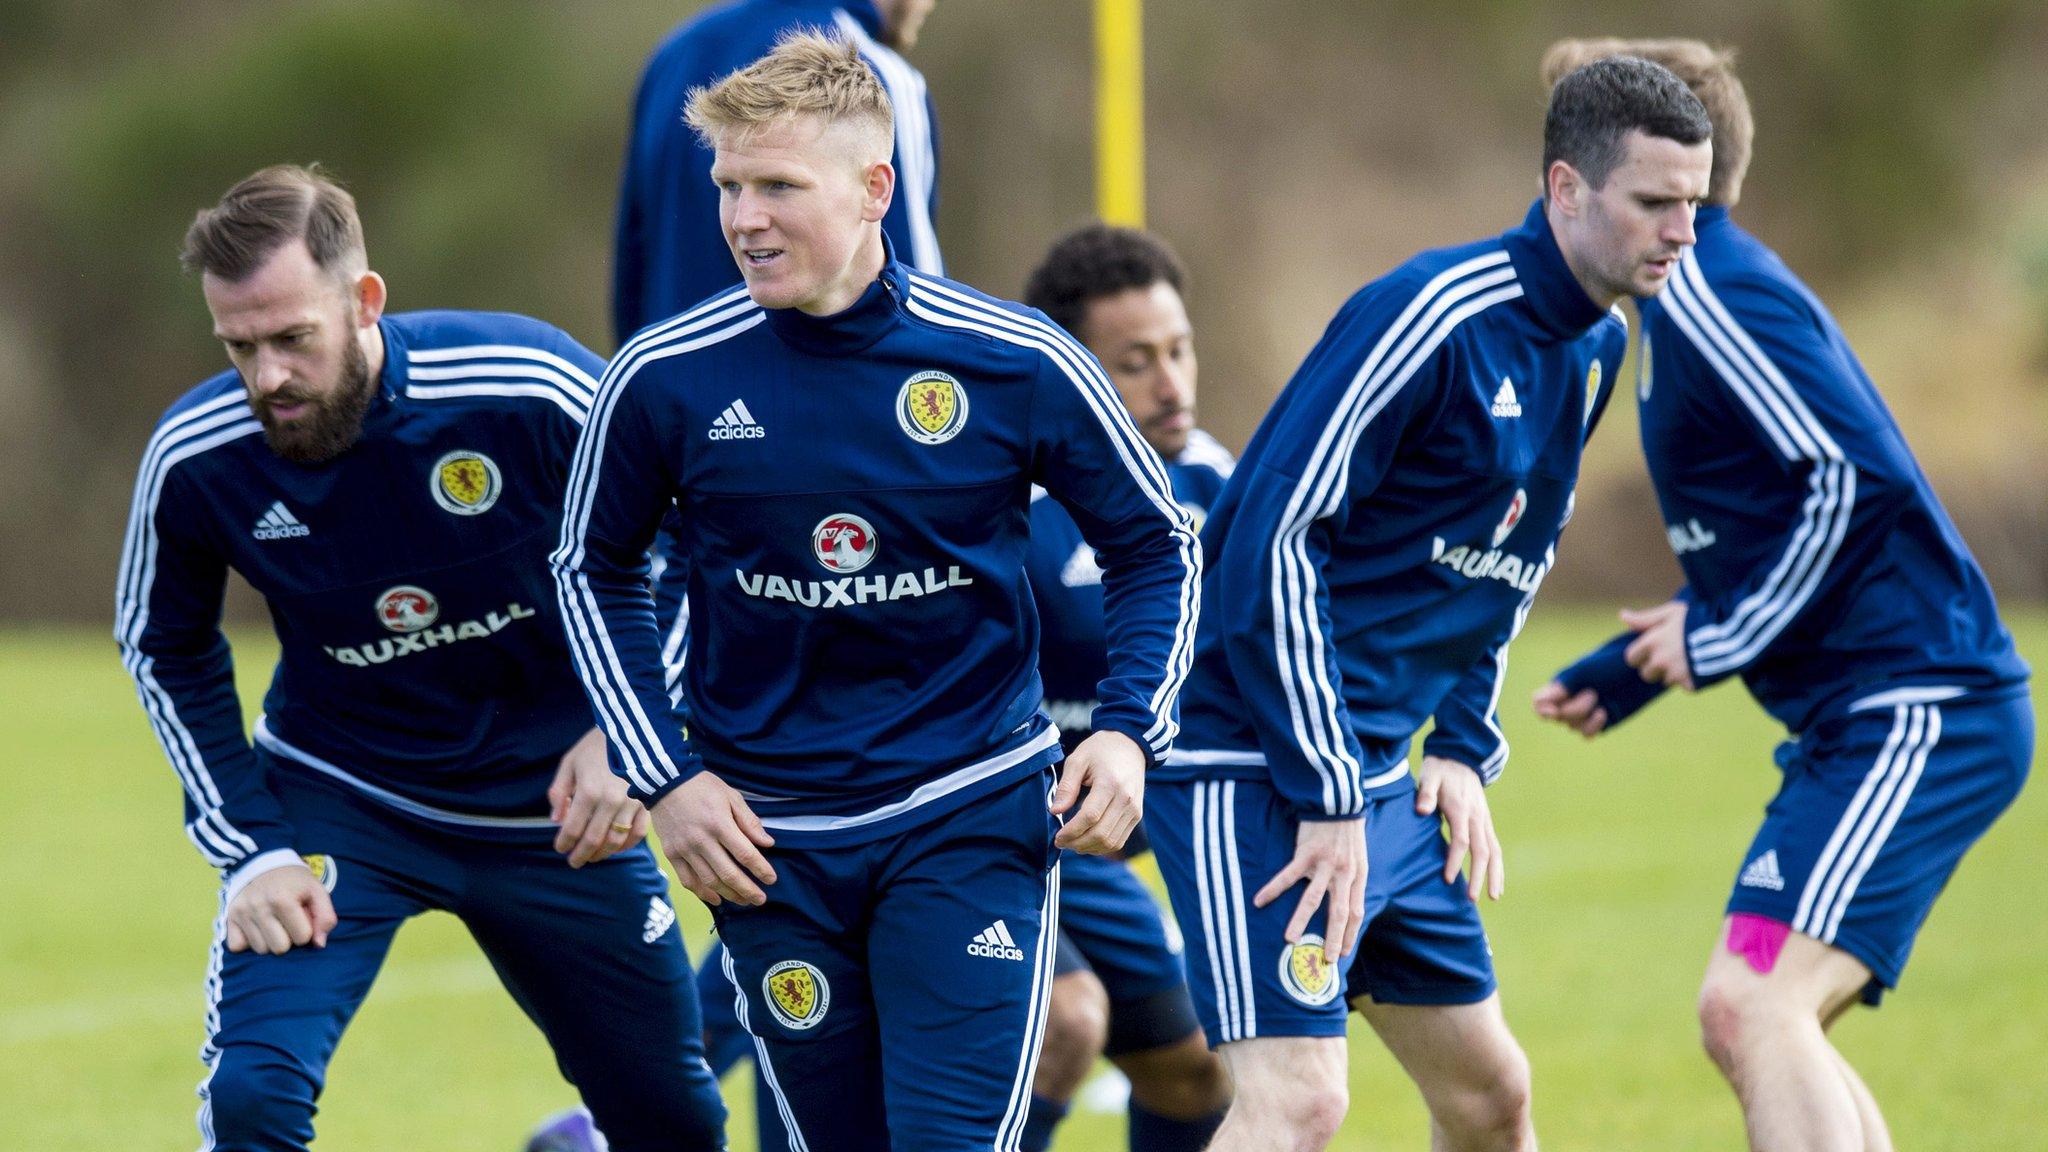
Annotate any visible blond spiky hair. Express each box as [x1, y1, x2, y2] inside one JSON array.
[[685, 30, 893, 159], [1541, 38, 1753, 207]]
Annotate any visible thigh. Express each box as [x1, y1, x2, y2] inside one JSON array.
[[204, 844, 422, 1118], [210, 771, 444, 1069], [1152, 778, 1362, 1048], [712, 842, 887, 1151], [867, 768, 1061, 1152], [1346, 793, 1497, 1008], [463, 841, 726, 1150], [1731, 696, 2030, 995], [1355, 994, 1522, 1101]]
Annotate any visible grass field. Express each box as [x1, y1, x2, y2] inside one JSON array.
[[3, 612, 2041, 1150]]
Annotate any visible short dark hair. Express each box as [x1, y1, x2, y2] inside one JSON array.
[[1541, 39, 1753, 207], [181, 163, 366, 281], [1542, 56, 1712, 190], [1024, 224, 1187, 341]]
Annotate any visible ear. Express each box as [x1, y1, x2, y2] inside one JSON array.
[[1545, 159, 1585, 218], [861, 159, 896, 224], [352, 271, 388, 328]]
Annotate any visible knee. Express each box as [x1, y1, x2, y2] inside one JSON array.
[[1277, 1083, 1350, 1149], [584, 1062, 729, 1152], [1431, 1047, 1532, 1148], [204, 1049, 317, 1149], [1235, 1063, 1346, 1149], [1123, 1038, 1233, 1118], [1697, 977, 1761, 1076], [1034, 973, 1110, 1098]]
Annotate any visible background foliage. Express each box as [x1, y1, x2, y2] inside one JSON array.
[[1, 0, 2045, 616]]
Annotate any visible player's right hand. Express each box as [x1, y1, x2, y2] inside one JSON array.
[[1532, 680, 1609, 738], [651, 772, 777, 908], [225, 864, 337, 955], [1252, 816, 1367, 965]]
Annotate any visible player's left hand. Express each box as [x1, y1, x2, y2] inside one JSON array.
[[1621, 599, 1695, 691], [1531, 680, 1609, 738], [1416, 756, 1505, 902], [1051, 729, 1145, 856], [550, 727, 647, 868]]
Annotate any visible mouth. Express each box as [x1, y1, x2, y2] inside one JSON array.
[[1152, 410, 1193, 432], [260, 394, 316, 423], [740, 247, 784, 270]]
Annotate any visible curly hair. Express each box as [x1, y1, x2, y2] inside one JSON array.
[[1023, 224, 1188, 341]]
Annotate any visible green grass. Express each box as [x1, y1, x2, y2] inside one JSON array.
[[3, 613, 2041, 1149]]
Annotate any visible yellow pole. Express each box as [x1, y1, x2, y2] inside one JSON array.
[[1095, 0, 1144, 226]]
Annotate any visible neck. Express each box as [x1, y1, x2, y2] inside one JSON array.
[[1542, 199, 1622, 312], [802, 229, 889, 316], [360, 320, 387, 386]]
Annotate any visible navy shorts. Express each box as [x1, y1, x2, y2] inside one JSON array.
[[1726, 689, 2031, 1000], [1052, 848, 1202, 1054], [710, 767, 1061, 1151], [201, 764, 724, 1152], [1152, 777, 1496, 1046]]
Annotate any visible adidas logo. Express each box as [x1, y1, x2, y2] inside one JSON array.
[[642, 895, 676, 944], [1739, 850, 1785, 892], [1490, 377, 1523, 419], [252, 501, 311, 540], [967, 919, 1026, 962], [707, 399, 766, 441]]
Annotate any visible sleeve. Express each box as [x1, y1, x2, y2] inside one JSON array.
[[114, 461, 296, 877], [550, 364, 703, 804], [1659, 273, 1915, 686], [1211, 291, 1446, 818], [610, 61, 660, 348], [1028, 337, 1202, 765], [1553, 626, 1670, 731]]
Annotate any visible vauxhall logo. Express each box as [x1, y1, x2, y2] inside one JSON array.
[[736, 512, 974, 609], [323, 585, 537, 666]]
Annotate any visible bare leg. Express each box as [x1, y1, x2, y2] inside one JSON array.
[[1031, 969, 1109, 1104], [1698, 921, 1885, 1152], [1113, 1028, 1233, 1119], [1356, 994, 1535, 1152], [1208, 1035, 1348, 1152]]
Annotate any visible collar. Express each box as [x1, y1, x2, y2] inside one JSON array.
[[760, 0, 883, 38], [1501, 199, 1608, 342], [762, 233, 909, 356], [1695, 204, 1731, 233]]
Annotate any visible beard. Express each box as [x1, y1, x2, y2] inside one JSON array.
[[254, 332, 375, 464]]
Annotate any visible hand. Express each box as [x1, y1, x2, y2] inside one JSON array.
[[1252, 816, 1366, 964], [1050, 730, 1146, 856], [1621, 600, 1695, 691], [1417, 756, 1504, 901], [1531, 680, 1609, 738], [550, 727, 647, 868], [650, 772, 776, 907], [225, 864, 337, 955]]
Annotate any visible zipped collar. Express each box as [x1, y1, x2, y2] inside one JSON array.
[[762, 232, 910, 356], [1501, 199, 1609, 342]]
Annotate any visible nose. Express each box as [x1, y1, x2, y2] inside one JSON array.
[[729, 188, 770, 236], [1666, 205, 1698, 248], [1155, 359, 1192, 409], [252, 350, 292, 395]]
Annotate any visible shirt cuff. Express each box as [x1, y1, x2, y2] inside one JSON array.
[[221, 848, 306, 907]]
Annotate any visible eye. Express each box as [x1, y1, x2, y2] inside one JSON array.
[[283, 331, 309, 345], [226, 340, 254, 356]]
